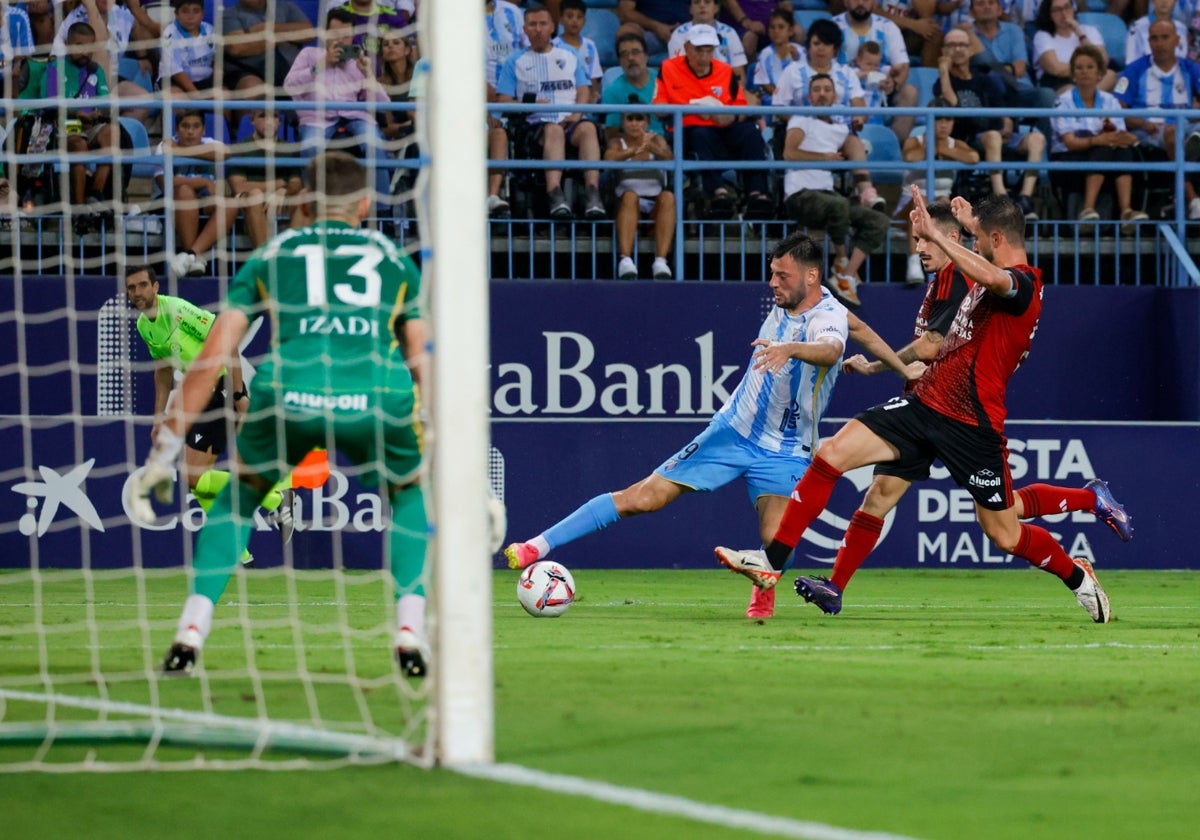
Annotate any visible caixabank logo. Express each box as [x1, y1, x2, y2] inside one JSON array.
[[11, 459, 106, 537]]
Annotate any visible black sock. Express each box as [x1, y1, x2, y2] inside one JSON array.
[[765, 540, 791, 570], [1065, 565, 1085, 590]]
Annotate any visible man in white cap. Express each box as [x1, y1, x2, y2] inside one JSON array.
[[652, 23, 773, 219], [666, 0, 748, 90]]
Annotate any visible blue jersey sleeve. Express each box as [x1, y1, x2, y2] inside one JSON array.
[[496, 53, 519, 99]]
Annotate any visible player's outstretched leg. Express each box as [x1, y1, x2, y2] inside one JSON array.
[[1086, 479, 1133, 542], [1070, 558, 1112, 623], [794, 575, 843, 615], [505, 494, 621, 570]]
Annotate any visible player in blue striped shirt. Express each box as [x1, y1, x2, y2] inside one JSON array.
[[504, 232, 919, 618]]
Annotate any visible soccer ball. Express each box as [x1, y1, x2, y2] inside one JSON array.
[[517, 561, 576, 618]]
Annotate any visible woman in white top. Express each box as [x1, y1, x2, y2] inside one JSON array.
[[604, 109, 675, 280], [1049, 45, 1146, 226], [1031, 0, 1115, 93]]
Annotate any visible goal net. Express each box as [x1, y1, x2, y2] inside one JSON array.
[[0, 1, 492, 771]]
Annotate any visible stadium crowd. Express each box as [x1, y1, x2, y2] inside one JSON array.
[[1, 0, 1199, 291]]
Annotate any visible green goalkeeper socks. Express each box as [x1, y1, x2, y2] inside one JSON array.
[[390, 484, 428, 599], [190, 479, 263, 604], [195, 470, 288, 512]]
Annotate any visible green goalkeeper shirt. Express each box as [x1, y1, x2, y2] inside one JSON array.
[[225, 219, 422, 395], [135, 294, 216, 372]]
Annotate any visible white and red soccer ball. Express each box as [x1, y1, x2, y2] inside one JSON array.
[[517, 561, 576, 618]]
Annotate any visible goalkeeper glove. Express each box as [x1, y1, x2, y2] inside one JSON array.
[[128, 426, 184, 525]]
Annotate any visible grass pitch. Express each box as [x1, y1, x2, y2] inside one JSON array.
[[1, 568, 1198, 839]]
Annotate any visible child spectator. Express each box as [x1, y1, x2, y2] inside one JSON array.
[[159, 0, 218, 98], [553, 0, 603, 101], [752, 6, 804, 105], [155, 110, 234, 278], [604, 104, 676, 280], [851, 41, 891, 121], [227, 109, 303, 247]]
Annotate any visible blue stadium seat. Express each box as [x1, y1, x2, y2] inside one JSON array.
[[1077, 12, 1128, 69], [117, 55, 154, 93], [907, 65, 940, 107], [600, 65, 624, 97], [118, 116, 157, 180], [582, 8, 621, 69], [793, 10, 833, 35], [858, 123, 904, 184]]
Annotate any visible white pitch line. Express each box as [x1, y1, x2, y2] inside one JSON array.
[[454, 762, 922, 840]]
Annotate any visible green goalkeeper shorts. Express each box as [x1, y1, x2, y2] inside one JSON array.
[[235, 376, 422, 488]]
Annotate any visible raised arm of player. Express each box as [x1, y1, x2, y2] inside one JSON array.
[[846, 312, 925, 380], [911, 185, 1014, 297]]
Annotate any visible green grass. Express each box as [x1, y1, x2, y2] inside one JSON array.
[[2, 568, 1198, 839]]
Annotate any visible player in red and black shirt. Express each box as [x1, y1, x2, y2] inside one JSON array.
[[716, 187, 1117, 623]]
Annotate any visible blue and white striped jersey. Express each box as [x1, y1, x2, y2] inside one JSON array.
[[497, 45, 590, 124], [2, 4, 34, 59], [753, 42, 806, 102], [1114, 54, 1200, 112], [715, 292, 848, 456], [159, 20, 217, 85], [1049, 87, 1127, 155], [486, 0, 528, 89], [833, 13, 909, 69], [552, 34, 603, 81], [772, 61, 865, 122]]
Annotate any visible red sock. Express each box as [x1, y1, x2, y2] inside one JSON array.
[[830, 510, 884, 591], [1013, 522, 1076, 580], [1015, 484, 1095, 518], [775, 456, 842, 549]]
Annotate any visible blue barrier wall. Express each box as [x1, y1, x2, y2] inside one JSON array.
[[2, 278, 1198, 569]]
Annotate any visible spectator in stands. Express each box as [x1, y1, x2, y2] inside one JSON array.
[[1050, 45, 1147, 227], [617, 0, 691, 56], [751, 6, 803, 105], [156, 109, 234, 278], [160, 0, 219, 98], [773, 19, 886, 211], [336, 0, 412, 57], [19, 21, 131, 231], [1032, 0, 1115, 93], [283, 7, 393, 216], [53, 0, 156, 121], [653, 23, 772, 219], [227, 109, 304, 246], [962, 0, 1056, 136], [485, 1, 528, 218], [220, 0, 316, 103], [496, 3, 605, 221], [554, 0, 603, 101], [898, 98, 979, 281], [719, 1, 793, 63], [1114, 19, 1200, 218], [378, 33, 416, 141], [667, 0, 750, 91], [606, 104, 676, 279], [935, 27, 1046, 219], [836, 0, 920, 141], [781, 73, 888, 309], [19, 0, 54, 57], [1126, 0, 1189, 65], [602, 30, 664, 141], [877, 0, 944, 69]]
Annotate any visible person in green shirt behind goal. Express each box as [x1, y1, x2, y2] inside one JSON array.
[[125, 266, 296, 565], [129, 151, 431, 678]]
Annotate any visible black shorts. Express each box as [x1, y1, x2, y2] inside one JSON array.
[[856, 396, 1013, 510], [187, 377, 231, 456]]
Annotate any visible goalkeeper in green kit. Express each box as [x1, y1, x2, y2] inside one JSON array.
[[125, 266, 295, 565], [129, 152, 431, 678]]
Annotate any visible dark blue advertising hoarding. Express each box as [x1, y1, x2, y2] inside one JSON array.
[[1, 278, 1197, 570]]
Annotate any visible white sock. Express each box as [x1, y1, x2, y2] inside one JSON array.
[[176, 594, 214, 649], [396, 593, 426, 639], [530, 535, 551, 558]]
